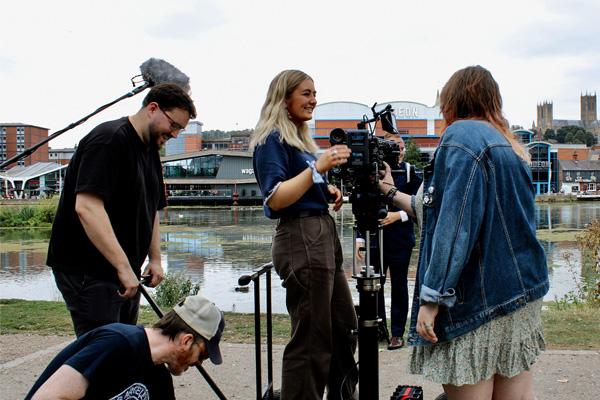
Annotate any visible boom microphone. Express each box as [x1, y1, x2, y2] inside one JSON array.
[[139, 58, 191, 92], [1, 58, 192, 170]]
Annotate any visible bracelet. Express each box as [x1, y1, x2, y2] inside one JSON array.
[[307, 160, 324, 184], [386, 187, 398, 205]]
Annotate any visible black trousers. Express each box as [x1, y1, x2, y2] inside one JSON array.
[[272, 214, 358, 400], [53, 269, 141, 337]]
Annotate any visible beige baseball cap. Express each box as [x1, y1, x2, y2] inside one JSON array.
[[173, 295, 225, 365]]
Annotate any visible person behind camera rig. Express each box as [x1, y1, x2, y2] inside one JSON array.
[[356, 133, 422, 350], [251, 69, 358, 400]]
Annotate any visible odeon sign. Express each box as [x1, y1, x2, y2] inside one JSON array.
[[395, 107, 419, 118], [387, 102, 425, 119], [529, 161, 552, 169]]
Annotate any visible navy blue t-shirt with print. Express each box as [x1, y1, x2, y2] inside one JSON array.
[[252, 130, 329, 219], [26, 324, 174, 400]]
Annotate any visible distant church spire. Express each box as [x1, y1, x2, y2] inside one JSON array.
[[434, 90, 440, 106]]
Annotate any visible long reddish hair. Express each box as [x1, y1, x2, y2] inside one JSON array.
[[440, 66, 528, 161]]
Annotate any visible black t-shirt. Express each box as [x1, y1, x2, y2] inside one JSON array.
[[47, 117, 167, 282], [25, 324, 175, 400]]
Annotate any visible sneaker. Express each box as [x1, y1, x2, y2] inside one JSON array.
[[387, 336, 404, 350]]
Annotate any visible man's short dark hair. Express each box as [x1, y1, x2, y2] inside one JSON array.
[[154, 309, 205, 344], [142, 83, 197, 119]]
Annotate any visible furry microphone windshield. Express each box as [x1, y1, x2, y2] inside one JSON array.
[[139, 58, 191, 92]]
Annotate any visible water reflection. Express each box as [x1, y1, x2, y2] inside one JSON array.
[[1, 203, 599, 312]]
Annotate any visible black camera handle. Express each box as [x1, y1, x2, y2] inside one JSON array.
[[357, 103, 395, 132]]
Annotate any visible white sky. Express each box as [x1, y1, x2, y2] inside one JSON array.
[[1, 0, 598, 149]]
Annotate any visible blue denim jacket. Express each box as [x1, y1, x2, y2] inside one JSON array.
[[407, 120, 549, 346]]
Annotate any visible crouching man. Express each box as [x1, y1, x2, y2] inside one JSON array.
[[26, 295, 225, 400]]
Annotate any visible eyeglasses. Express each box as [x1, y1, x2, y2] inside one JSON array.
[[158, 106, 186, 134]]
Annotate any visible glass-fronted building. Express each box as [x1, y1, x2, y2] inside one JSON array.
[[161, 150, 261, 205], [526, 142, 558, 194]]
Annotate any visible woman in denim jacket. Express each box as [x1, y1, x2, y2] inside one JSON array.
[[379, 66, 549, 399]]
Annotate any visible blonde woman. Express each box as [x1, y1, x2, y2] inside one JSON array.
[[251, 70, 357, 400]]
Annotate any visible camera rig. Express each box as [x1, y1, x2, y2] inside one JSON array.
[[328, 103, 402, 234], [327, 103, 425, 399]]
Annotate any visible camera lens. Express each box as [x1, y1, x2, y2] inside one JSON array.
[[330, 128, 346, 144]]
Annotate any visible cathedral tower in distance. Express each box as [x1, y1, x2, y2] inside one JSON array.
[[581, 92, 597, 128], [537, 101, 553, 132]]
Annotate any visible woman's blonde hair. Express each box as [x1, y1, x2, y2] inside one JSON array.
[[440, 65, 529, 161], [250, 70, 319, 154]]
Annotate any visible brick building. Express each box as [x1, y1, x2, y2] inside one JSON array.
[[0, 123, 50, 170]]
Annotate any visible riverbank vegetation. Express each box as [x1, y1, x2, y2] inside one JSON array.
[[0, 199, 57, 227], [553, 218, 600, 310]]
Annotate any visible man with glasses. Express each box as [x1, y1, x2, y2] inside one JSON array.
[[47, 83, 197, 337], [26, 295, 225, 400]]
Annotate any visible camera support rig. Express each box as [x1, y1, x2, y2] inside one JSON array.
[[328, 103, 403, 399]]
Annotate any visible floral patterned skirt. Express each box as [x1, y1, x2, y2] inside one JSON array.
[[407, 298, 545, 386]]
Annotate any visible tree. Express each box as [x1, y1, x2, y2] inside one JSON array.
[[565, 131, 576, 143], [404, 137, 425, 169], [584, 131, 598, 147], [556, 126, 570, 143], [556, 125, 596, 145], [544, 128, 556, 141], [574, 130, 587, 144]]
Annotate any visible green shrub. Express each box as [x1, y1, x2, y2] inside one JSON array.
[[0, 208, 20, 227], [154, 271, 200, 310], [0, 202, 57, 227], [553, 219, 600, 310]]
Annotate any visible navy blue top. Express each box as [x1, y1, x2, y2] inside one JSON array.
[[366, 161, 422, 250], [253, 130, 329, 219], [26, 324, 174, 399]]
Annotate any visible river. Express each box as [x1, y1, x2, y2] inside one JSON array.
[[1, 203, 599, 314]]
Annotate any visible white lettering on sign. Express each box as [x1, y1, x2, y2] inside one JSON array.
[[396, 107, 419, 118], [241, 168, 254, 175], [529, 161, 552, 169]]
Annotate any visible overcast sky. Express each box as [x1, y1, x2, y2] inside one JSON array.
[[1, 0, 598, 149]]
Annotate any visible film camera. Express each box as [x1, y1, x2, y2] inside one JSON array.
[[329, 103, 401, 187], [328, 103, 404, 232]]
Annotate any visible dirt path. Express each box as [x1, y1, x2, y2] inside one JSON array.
[[2, 334, 598, 399]]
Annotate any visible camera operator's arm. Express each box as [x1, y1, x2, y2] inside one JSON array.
[[380, 210, 409, 226], [378, 162, 416, 217], [267, 145, 351, 211]]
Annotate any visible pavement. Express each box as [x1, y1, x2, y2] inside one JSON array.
[[1, 334, 598, 399]]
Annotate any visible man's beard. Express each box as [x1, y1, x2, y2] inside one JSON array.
[[149, 122, 168, 150], [166, 347, 196, 376]]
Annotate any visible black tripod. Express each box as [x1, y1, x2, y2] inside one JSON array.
[[353, 223, 384, 400], [348, 178, 389, 400]]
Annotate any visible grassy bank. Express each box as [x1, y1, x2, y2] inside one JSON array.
[[0, 299, 292, 345], [1, 299, 598, 350]]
